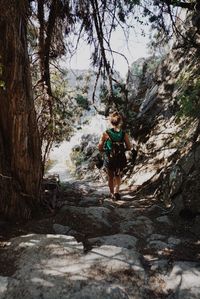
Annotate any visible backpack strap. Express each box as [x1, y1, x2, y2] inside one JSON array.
[[106, 129, 112, 141], [106, 129, 125, 142]]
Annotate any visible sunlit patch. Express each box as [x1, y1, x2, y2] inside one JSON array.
[[31, 277, 54, 287]]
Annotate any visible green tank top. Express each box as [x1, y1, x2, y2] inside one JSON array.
[[104, 129, 124, 153]]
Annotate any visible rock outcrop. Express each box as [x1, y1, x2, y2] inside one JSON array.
[[125, 12, 200, 221]]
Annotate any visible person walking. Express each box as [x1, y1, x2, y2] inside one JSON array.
[[98, 111, 132, 200]]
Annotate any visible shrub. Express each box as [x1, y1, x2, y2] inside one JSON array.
[[176, 77, 200, 119]]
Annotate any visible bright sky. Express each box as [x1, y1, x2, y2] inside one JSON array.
[[65, 22, 151, 79]]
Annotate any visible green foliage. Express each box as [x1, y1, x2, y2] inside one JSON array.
[[99, 82, 125, 108], [147, 57, 161, 72], [27, 24, 37, 52], [176, 77, 200, 119], [70, 149, 85, 167], [99, 84, 109, 103], [44, 159, 56, 173], [75, 94, 90, 110], [130, 63, 143, 77], [33, 66, 93, 168]]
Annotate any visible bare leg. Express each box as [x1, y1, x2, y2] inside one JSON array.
[[107, 169, 114, 195], [114, 175, 121, 194]]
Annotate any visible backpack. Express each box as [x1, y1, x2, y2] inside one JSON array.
[[104, 129, 127, 172]]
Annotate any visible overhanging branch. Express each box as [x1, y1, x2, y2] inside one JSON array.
[[164, 0, 195, 10]]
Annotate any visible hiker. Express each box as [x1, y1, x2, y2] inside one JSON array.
[[98, 111, 132, 200]]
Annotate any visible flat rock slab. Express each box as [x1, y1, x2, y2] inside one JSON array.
[[88, 234, 138, 250], [128, 168, 157, 186], [1, 234, 144, 299], [161, 262, 200, 298], [0, 276, 9, 297]]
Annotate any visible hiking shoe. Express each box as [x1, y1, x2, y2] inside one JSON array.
[[114, 193, 121, 200]]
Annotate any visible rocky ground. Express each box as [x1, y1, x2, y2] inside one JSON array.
[[0, 176, 200, 299]]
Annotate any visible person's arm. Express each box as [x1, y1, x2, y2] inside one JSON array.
[[124, 133, 132, 151], [98, 132, 107, 152]]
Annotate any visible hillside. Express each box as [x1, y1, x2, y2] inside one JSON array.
[[125, 15, 200, 221]]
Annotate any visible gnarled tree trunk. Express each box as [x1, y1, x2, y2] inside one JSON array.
[[0, 0, 42, 219]]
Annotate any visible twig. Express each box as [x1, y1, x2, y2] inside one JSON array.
[[0, 173, 12, 180]]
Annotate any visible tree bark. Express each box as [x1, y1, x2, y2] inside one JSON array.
[[0, 0, 42, 220]]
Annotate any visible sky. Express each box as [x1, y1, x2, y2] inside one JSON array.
[[64, 22, 151, 79]]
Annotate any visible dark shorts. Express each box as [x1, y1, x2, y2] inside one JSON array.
[[103, 153, 126, 175]]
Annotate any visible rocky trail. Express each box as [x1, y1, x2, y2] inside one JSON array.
[[0, 178, 200, 299]]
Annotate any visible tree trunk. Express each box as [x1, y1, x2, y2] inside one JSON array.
[[0, 0, 42, 220]]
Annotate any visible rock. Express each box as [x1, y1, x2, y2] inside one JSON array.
[[85, 245, 144, 280], [163, 262, 200, 298], [170, 194, 185, 219], [168, 237, 181, 246], [138, 84, 159, 116], [78, 196, 100, 207], [148, 204, 167, 214], [190, 215, 200, 236], [57, 206, 113, 234], [156, 215, 173, 226], [147, 234, 166, 242], [53, 224, 72, 234], [53, 224, 84, 240], [84, 144, 95, 156], [149, 259, 169, 272], [147, 240, 169, 251], [101, 199, 115, 210], [90, 185, 109, 196], [182, 172, 200, 213], [128, 168, 157, 186], [0, 276, 9, 296], [114, 208, 137, 220], [61, 200, 78, 206], [2, 234, 144, 299], [120, 216, 154, 238], [194, 145, 200, 165], [181, 151, 195, 175], [169, 165, 183, 197], [156, 148, 177, 160], [70, 284, 129, 299], [88, 234, 138, 249], [147, 235, 180, 251]]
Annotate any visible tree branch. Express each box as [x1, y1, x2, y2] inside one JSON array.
[[164, 0, 195, 10], [90, 0, 114, 102]]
